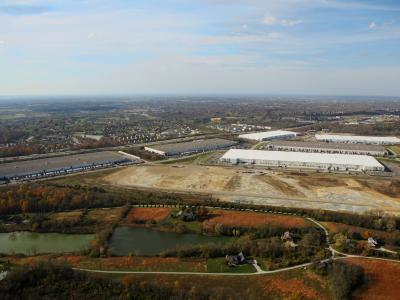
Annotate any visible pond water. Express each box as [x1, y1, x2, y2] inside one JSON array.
[[0, 232, 94, 255], [109, 227, 232, 256]]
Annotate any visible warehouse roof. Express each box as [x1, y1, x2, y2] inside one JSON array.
[[316, 134, 400, 144], [221, 149, 383, 168], [238, 130, 297, 141], [146, 138, 237, 154], [0, 151, 134, 178], [269, 140, 386, 152]]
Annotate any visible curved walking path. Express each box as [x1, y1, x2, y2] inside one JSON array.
[[73, 209, 400, 277]]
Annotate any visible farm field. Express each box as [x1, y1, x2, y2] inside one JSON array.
[[204, 209, 309, 229], [86, 207, 124, 225], [347, 258, 400, 300], [102, 164, 400, 214]]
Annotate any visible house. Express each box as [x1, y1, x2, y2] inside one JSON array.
[[281, 231, 297, 248], [226, 252, 246, 266], [368, 237, 379, 247], [281, 231, 293, 241]]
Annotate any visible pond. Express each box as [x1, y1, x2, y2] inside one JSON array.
[[0, 232, 95, 255], [109, 227, 232, 256]]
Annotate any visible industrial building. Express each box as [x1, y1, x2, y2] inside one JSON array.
[[315, 134, 400, 145], [0, 151, 139, 182], [144, 138, 238, 156], [267, 141, 388, 156], [238, 130, 298, 142], [220, 149, 385, 172]]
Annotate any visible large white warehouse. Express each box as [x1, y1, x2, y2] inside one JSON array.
[[220, 149, 384, 172], [238, 130, 298, 142], [316, 134, 400, 145]]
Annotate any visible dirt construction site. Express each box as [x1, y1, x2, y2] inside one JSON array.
[[103, 164, 400, 215]]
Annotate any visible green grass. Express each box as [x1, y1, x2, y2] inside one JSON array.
[[160, 151, 222, 165], [206, 258, 256, 273], [378, 157, 400, 165]]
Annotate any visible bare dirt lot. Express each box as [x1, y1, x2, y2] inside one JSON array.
[[103, 165, 400, 214]]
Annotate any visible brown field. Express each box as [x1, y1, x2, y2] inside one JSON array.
[[124, 207, 172, 223], [4, 255, 206, 272], [203, 209, 308, 229], [119, 269, 328, 299], [103, 165, 400, 214], [49, 210, 83, 222], [86, 207, 123, 224], [346, 258, 400, 300]]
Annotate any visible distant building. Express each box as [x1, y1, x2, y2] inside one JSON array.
[[316, 134, 400, 145], [144, 138, 238, 156], [220, 149, 385, 172], [267, 141, 388, 156], [238, 130, 297, 142]]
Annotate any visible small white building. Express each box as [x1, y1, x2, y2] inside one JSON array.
[[220, 149, 385, 172], [238, 130, 298, 142], [315, 134, 400, 145]]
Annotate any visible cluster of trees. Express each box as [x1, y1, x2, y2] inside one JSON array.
[[0, 263, 216, 300], [312, 260, 364, 300], [0, 185, 123, 215], [161, 225, 327, 268], [86, 205, 131, 257], [0, 144, 53, 158]]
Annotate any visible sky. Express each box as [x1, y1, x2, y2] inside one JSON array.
[[0, 0, 400, 96]]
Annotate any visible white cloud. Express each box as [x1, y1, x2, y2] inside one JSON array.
[[263, 16, 277, 25], [281, 19, 303, 26], [263, 15, 303, 26], [369, 22, 377, 29]]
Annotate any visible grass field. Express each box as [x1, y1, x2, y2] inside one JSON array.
[[49, 210, 83, 223], [86, 207, 124, 225], [160, 151, 222, 165], [206, 258, 256, 273]]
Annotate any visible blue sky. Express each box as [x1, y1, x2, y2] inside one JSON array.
[[0, 0, 400, 96]]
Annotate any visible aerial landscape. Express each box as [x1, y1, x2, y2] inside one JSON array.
[[1, 0, 400, 300]]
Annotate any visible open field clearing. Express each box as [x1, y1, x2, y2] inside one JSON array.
[[123, 207, 172, 223], [86, 207, 124, 225], [49, 210, 83, 223], [112, 269, 328, 299], [322, 222, 392, 240], [204, 209, 309, 229], [103, 165, 400, 214], [347, 258, 400, 300], [4, 255, 207, 272]]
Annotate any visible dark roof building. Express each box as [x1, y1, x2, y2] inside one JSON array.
[[144, 138, 238, 156], [0, 151, 139, 182]]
